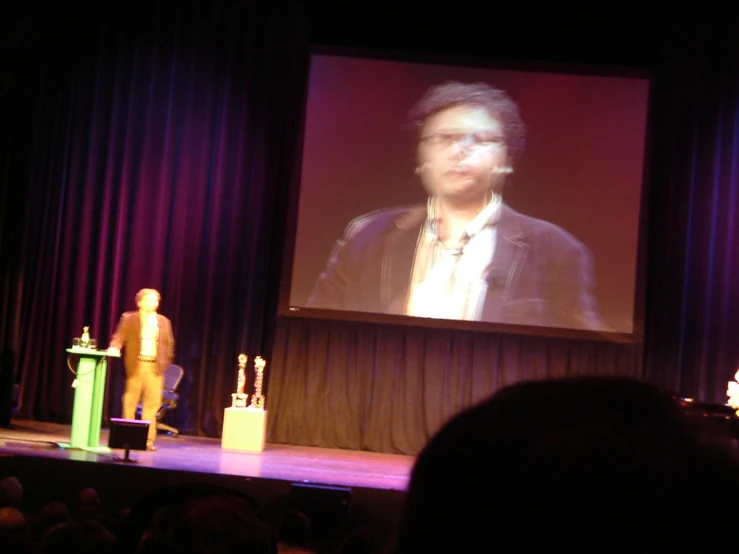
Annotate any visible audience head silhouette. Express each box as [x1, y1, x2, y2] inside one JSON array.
[[0, 476, 23, 508], [115, 483, 274, 554], [394, 376, 739, 553], [42, 519, 115, 554]]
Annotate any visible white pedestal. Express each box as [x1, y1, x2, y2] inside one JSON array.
[[222, 407, 267, 452]]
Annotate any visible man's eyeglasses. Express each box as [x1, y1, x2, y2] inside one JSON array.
[[420, 131, 507, 150]]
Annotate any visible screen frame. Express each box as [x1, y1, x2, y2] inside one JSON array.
[[277, 44, 653, 344]]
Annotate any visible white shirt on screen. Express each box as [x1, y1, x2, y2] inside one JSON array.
[[406, 194, 502, 321]]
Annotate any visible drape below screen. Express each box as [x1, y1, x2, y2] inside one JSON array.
[[268, 317, 642, 454]]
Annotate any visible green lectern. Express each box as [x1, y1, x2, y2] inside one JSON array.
[[61, 347, 119, 452]]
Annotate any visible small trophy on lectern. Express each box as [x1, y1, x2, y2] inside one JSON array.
[[249, 356, 266, 410], [80, 327, 90, 348], [72, 326, 96, 350], [230, 354, 249, 408]]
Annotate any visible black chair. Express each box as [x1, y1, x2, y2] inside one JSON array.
[[137, 364, 185, 436]]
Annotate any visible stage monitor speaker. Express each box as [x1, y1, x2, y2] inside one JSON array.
[[108, 418, 149, 462], [288, 483, 352, 534]]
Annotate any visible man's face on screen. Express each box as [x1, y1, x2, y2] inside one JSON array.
[[417, 105, 509, 205]]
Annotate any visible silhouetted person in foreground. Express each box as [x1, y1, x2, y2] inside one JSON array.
[[393, 376, 739, 553], [35, 501, 70, 541], [275, 510, 315, 554], [72, 487, 118, 532], [0, 476, 23, 509], [0, 506, 34, 554], [0, 506, 29, 540], [114, 483, 274, 554], [74, 488, 101, 519], [41, 519, 115, 554]]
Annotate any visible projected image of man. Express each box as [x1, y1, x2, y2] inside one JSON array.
[[308, 82, 606, 331]]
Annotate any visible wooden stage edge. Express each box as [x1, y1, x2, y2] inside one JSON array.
[[0, 420, 415, 531]]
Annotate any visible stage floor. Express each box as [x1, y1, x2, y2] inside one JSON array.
[[0, 420, 414, 491]]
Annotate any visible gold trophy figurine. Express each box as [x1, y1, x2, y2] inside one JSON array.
[[249, 356, 266, 410], [80, 326, 90, 348], [231, 354, 249, 408]]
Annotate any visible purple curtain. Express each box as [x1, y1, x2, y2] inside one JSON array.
[[644, 34, 739, 403], [0, 2, 307, 436]]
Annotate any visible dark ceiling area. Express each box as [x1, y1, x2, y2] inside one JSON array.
[[1, 4, 734, 77], [306, 4, 665, 68]]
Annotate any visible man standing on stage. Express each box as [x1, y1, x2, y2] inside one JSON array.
[[108, 288, 175, 451]]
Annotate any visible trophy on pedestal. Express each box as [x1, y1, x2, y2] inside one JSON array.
[[230, 354, 249, 408], [249, 356, 266, 410], [222, 353, 268, 452]]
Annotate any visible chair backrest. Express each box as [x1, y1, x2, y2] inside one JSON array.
[[163, 364, 184, 391]]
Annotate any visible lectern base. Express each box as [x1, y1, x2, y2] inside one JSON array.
[[56, 442, 112, 455]]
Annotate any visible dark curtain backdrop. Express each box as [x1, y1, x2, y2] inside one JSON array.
[[0, 2, 308, 436], [2, 5, 739, 455], [644, 28, 739, 404]]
